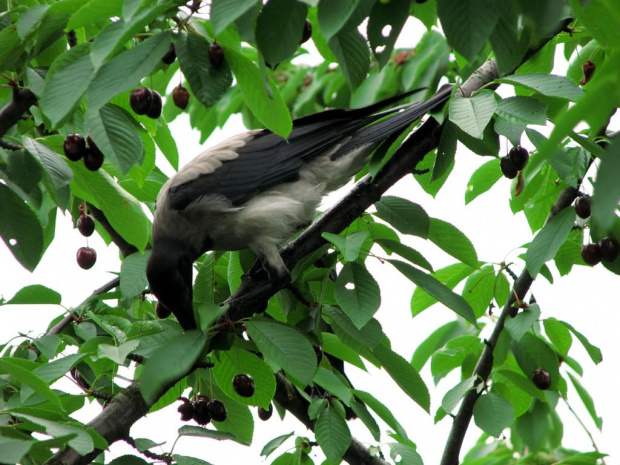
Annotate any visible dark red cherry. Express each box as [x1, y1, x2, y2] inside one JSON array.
[[130, 87, 153, 115], [207, 399, 227, 422], [77, 247, 97, 269], [77, 215, 95, 237], [597, 237, 619, 262], [146, 91, 162, 119], [581, 243, 602, 266], [508, 145, 529, 171], [232, 374, 255, 397], [500, 156, 518, 179], [63, 134, 86, 161], [531, 369, 551, 390], [173, 85, 190, 110], [209, 43, 225, 69]]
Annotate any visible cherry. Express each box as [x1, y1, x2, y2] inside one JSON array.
[[130, 88, 153, 115], [177, 397, 194, 421], [146, 91, 162, 119], [173, 85, 190, 110], [63, 134, 86, 161], [192, 397, 211, 425], [77, 215, 95, 237], [508, 145, 529, 171], [209, 43, 225, 69], [597, 237, 619, 262], [84, 137, 104, 171], [207, 399, 227, 422], [313, 345, 323, 365], [531, 369, 551, 390], [574, 196, 591, 219], [581, 60, 596, 86], [300, 19, 312, 44], [500, 156, 518, 179], [161, 43, 176, 65], [77, 247, 97, 269], [581, 243, 602, 266], [232, 374, 255, 397], [258, 403, 273, 421]]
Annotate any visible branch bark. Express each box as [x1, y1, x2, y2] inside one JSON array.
[[0, 87, 36, 138]]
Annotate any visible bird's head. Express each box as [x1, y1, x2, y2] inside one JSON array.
[[146, 240, 196, 330]]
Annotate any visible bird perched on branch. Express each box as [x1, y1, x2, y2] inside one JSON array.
[[147, 85, 452, 330]]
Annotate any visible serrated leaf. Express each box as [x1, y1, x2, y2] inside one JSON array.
[[592, 138, 620, 234], [496, 96, 547, 126], [0, 437, 33, 464], [329, 28, 370, 90], [372, 343, 430, 412], [323, 306, 383, 351], [85, 104, 144, 175], [318, 0, 360, 42], [211, 0, 258, 34], [461, 266, 495, 318], [260, 432, 294, 457], [334, 263, 381, 329], [428, 218, 478, 268], [494, 117, 526, 146], [98, 340, 139, 364], [497, 73, 584, 101], [512, 333, 560, 390], [6, 284, 61, 305], [410, 263, 474, 316], [449, 90, 497, 139], [246, 318, 316, 386], [140, 330, 207, 403], [465, 158, 502, 204], [322, 231, 368, 263], [374, 196, 429, 238], [352, 390, 409, 441], [315, 407, 352, 463], [543, 317, 572, 356], [120, 252, 150, 301], [223, 46, 291, 138], [473, 393, 514, 437], [0, 183, 44, 271], [376, 239, 433, 272], [567, 372, 602, 430], [178, 425, 239, 443], [256, 0, 307, 66], [67, 0, 123, 30], [390, 260, 476, 324], [87, 32, 171, 111], [14, 414, 93, 455], [0, 359, 61, 408], [526, 207, 576, 277], [176, 33, 233, 108], [559, 321, 602, 364], [367, 0, 409, 68], [442, 376, 475, 413], [314, 367, 352, 405], [505, 304, 541, 341]]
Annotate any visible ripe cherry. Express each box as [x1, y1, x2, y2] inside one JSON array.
[[192, 397, 211, 425], [177, 397, 194, 421], [581, 60, 596, 86], [531, 369, 551, 390], [209, 43, 225, 69], [300, 19, 312, 44], [130, 88, 153, 115], [207, 399, 227, 422], [146, 91, 162, 119], [258, 403, 273, 421], [313, 345, 323, 365], [63, 134, 86, 161], [500, 156, 518, 179], [508, 145, 529, 171], [597, 237, 619, 262], [232, 374, 255, 397], [77, 247, 97, 269], [161, 43, 176, 65], [574, 196, 591, 219], [173, 85, 190, 110], [77, 215, 95, 237], [84, 137, 105, 171], [581, 243, 602, 266]]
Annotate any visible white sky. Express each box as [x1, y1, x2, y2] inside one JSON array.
[[1, 16, 619, 465]]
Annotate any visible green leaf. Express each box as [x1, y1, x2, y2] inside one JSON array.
[[14, 414, 93, 455], [178, 425, 239, 443], [42, 43, 95, 127], [473, 393, 514, 437], [256, 0, 307, 66], [67, 0, 123, 29], [22, 137, 73, 204], [352, 389, 409, 440], [512, 333, 560, 390], [87, 32, 171, 111], [85, 104, 144, 175], [569, 0, 620, 51], [314, 367, 352, 405], [223, 46, 292, 138], [329, 28, 370, 90], [428, 218, 478, 268], [17, 5, 50, 40], [556, 452, 609, 465], [495, 96, 547, 126], [441, 376, 475, 414], [211, 0, 258, 34], [0, 437, 33, 464], [367, 0, 409, 68], [0, 359, 61, 408], [494, 117, 526, 146], [323, 334, 365, 370], [460, 266, 496, 318], [525, 207, 576, 277], [212, 347, 276, 408], [497, 73, 584, 101], [592, 138, 620, 235], [318, 0, 360, 42], [376, 239, 433, 272], [322, 231, 368, 263], [70, 164, 149, 251], [323, 306, 383, 351], [489, 13, 529, 75], [390, 260, 477, 324], [401, 29, 450, 90], [6, 284, 61, 305], [0, 183, 44, 271], [559, 321, 602, 364], [465, 158, 502, 204], [260, 432, 294, 457], [246, 318, 316, 386], [176, 33, 233, 108], [505, 304, 541, 341], [437, 0, 498, 61], [140, 330, 207, 403], [334, 263, 381, 329], [410, 263, 474, 316], [449, 90, 497, 139], [205, 383, 254, 445], [374, 196, 429, 238], [567, 372, 602, 430], [120, 252, 150, 301], [98, 340, 140, 364], [372, 342, 430, 412], [543, 317, 572, 356], [154, 120, 179, 170], [411, 321, 472, 371], [315, 406, 352, 463]]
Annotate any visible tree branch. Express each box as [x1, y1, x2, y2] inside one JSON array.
[[0, 87, 37, 138], [86, 203, 138, 258]]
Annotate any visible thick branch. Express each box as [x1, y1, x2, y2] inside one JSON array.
[[0, 87, 37, 138]]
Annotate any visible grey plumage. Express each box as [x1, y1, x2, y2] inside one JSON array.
[[147, 85, 452, 330]]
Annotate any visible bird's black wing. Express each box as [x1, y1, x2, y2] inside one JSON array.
[[168, 87, 444, 209]]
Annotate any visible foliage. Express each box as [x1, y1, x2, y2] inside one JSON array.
[[0, 0, 618, 464]]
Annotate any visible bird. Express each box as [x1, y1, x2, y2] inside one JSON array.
[[146, 84, 453, 330]]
